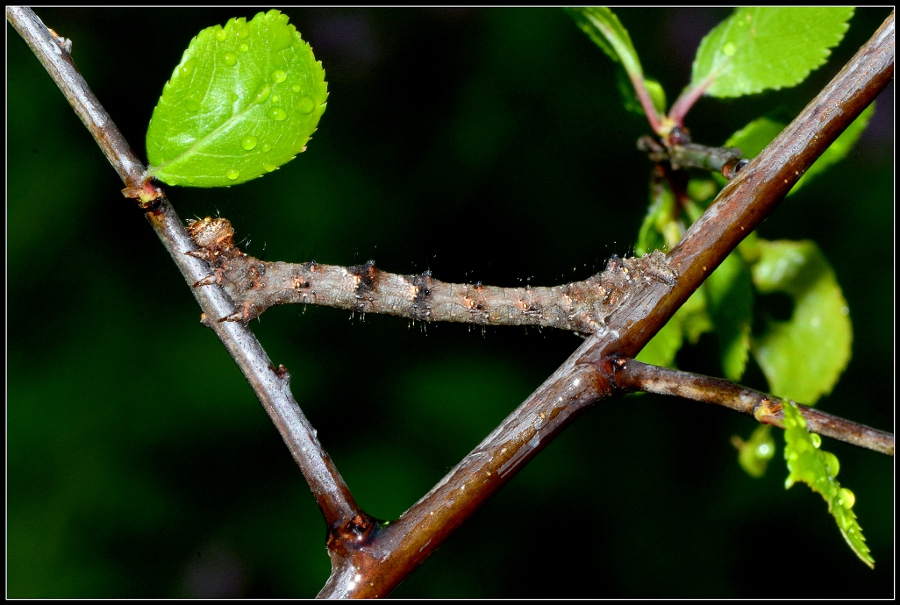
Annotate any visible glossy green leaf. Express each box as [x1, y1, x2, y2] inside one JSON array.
[[750, 240, 852, 404], [732, 425, 775, 478], [782, 400, 874, 568], [146, 10, 328, 187], [726, 104, 875, 195], [691, 7, 854, 98]]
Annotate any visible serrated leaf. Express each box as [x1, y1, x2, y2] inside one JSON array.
[[726, 104, 875, 195], [782, 400, 874, 568], [704, 251, 753, 381], [732, 425, 776, 478], [691, 7, 854, 98], [146, 10, 328, 187], [750, 240, 852, 404]]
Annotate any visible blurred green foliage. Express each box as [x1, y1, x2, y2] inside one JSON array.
[[7, 8, 893, 598]]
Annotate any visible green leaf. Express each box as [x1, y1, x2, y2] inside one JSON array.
[[704, 251, 753, 381], [691, 7, 854, 98], [146, 10, 328, 187], [750, 240, 852, 404], [732, 425, 775, 478], [566, 7, 643, 78], [782, 400, 874, 568], [726, 104, 875, 195]]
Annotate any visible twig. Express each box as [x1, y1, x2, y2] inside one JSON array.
[[609, 357, 894, 456], [5, 6, 360, 530], [319, 11, 895, 597]]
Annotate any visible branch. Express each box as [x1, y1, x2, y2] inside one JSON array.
[[319, 11, 895, 597], [6, 6, 360, 531], [185, 216, 675, 331], [609, 357, 894, 456]]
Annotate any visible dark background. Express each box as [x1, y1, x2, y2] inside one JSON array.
[[8, 8, 893, 598]]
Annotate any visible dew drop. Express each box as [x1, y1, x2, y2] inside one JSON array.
[[235, 25, 250, 39], [268, 107, 288, 121], [810, 433, 822, 449], [723, 42, 737, 57], [184, 98, 201, 112], [187, 176, 196, 184], [241, 135, 258, 151], [178, 58, 197, 77], [783, 417, 796, 429], [215, 28, 227, 42], [252, 83, 271, 104], [838, 488, 856, 509], [263, 162, 277, 172], [297, 95, 316, 114], [271, 69, 287, 84], [261, 142, 272, 153], [238, 43, 249, 53], [226, 169, 240, 181], [222, 52, 237, 67], [271, 94, 280, 104], [292, 84, 302, 93]]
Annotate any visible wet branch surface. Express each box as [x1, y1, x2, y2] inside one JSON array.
[[9, 5, 894, 599]]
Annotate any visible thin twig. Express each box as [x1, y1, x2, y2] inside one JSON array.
[[609, 357, 894, 456], [6, 6, 360, 530]]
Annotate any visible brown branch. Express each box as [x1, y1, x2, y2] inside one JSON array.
[[609, 357, 894, 456], [319, 11, 895, 598], [6, 6, 360, 531], [185, 216, 676, 331]]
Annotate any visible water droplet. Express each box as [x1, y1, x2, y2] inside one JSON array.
[[292, 84, 302, 93], [261, 143, 272, 153], [723, 42, 737, 57], [267, 107, 288, 121], [823, 452, 840, 477], [783, 417, 796, 429], [271, 69, 287, 84], [235, 25, 250, 39], [297, 95, 316, 114], [184, 98, 201, 112], [263, 162, 277, 172], [226, 169, 240, 181], [838, 488, 856, 509], [271, 94, 280, 104], [187, 176, 196, 184], [222, 52, 237, 67], [238, 43, 249, 53], [178, 58, 197, 77], [241, 135, 258, 151], [810, 433, 822, 449], [252, 83, 271, 105], [215, 28, 227, 42]]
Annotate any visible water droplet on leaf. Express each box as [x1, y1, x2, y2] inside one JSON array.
[[238, 43, 249, 53], [810, 433, 822, 448], [226, 169, 240, 181], [215, 28, 227, 42], [292, 84, 301, 92], [223, 52, 237, 67], [723, 42, 737, 56], [263, 162, 277, 172], [838, 488, 856, 509], [271, 69, 287, 83], [184, 98, 201, 112], [179, 58, 197, 77], [235, 24, 250, 39], [267, 107, 288, 121], [271, 94, 280, 104], [261, 143, 272, 153], [253, 83, 271, 104], [297, 95, 316, 114], [241, 135, 258, 151]]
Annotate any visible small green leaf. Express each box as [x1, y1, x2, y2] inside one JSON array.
[[732, 425, 776, 478], [566, 7, 643, 79], [691, 7, 854, 98], [782, 400, 874, 568], [750, 240, 852, 404], [704, 251, 753, 381], [146, 10, 328, 187]]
